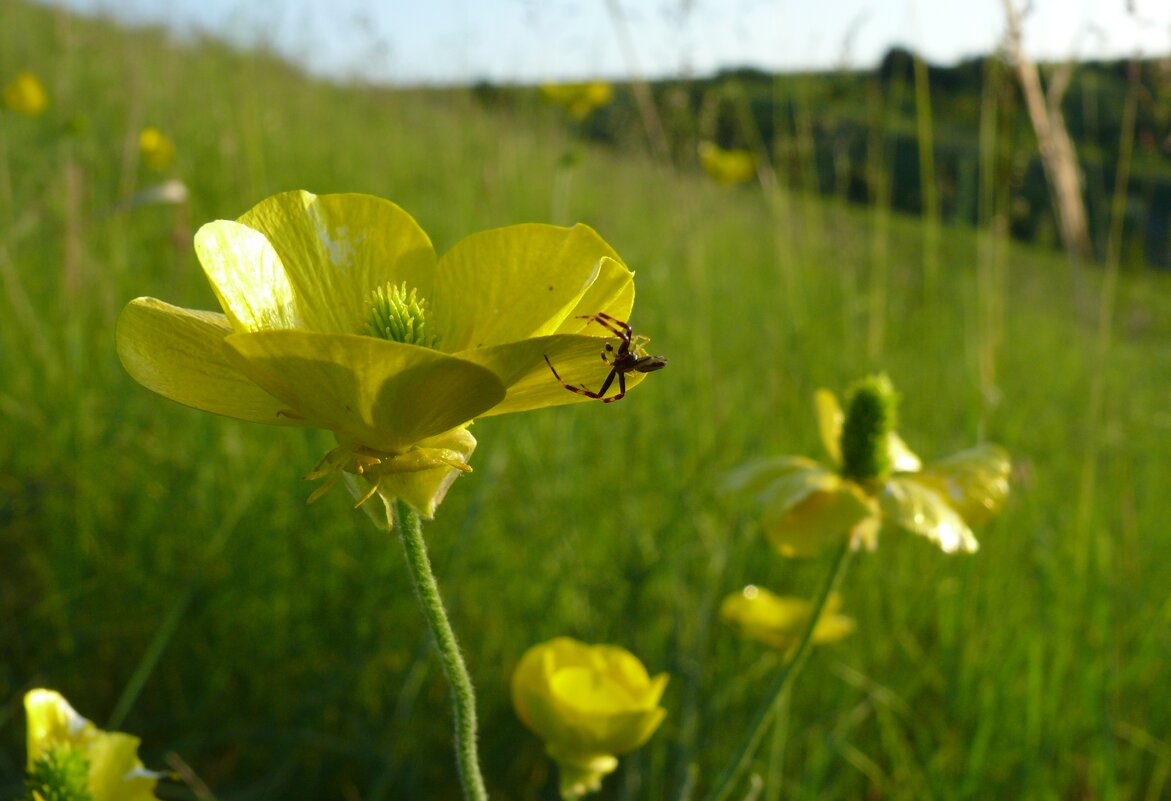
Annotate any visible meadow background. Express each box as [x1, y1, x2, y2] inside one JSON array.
[[2, 0, 1171, 798]]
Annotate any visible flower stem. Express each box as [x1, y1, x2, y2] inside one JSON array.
[[395, 500, 489, 801], [701, 537, 852, 801]]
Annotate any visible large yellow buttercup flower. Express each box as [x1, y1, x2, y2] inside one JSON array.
[[24, 689, 160, 801], [117, 191, 654, 525], [512, 637, 668, 799], [725, 375, 1010, 556]]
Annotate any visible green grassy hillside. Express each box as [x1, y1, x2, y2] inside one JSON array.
[[2, 2, 1170, 799]]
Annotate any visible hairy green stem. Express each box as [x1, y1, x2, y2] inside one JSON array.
[[702, 537, 853, 801], [395, 500, 488, 801]]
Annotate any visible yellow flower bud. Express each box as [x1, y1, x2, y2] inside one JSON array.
[[138, 126, 176, 171], [2, 71, 48, 116], [25, 689, 161, 801], [697, 141, 756, 186], [512, 637, 668, 799]]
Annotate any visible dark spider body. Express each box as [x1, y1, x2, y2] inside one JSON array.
[[544, 312, 667, 403]]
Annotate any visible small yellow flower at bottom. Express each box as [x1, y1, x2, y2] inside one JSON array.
[[24, 689, 161, 801], [720, 586, 855, 654], [512, 637, 668, 799], [2, 71, 48, 116]]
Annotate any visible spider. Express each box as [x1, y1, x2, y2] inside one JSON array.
[[544, 312, 667, 403]]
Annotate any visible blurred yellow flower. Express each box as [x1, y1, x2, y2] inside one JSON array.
[[2, 70, 48, 116], [720, 586, 854, 653], [117, 190, 653, 524], [138, 126, 175, 171], [724, 375, 1010, 557], [697, 141, 756, 186], [512, 637, 668, 799], [540, 81, 614, 119], [24, 689, 160, 801]]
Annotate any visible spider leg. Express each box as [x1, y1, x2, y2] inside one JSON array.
[[578, 312, 632, 342], [594, 367, 617, 399], [602, 370, 627, 403], [544, 354, 606, 399]]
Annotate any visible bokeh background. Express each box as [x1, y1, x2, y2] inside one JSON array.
[[2, 1, 1170, 798]]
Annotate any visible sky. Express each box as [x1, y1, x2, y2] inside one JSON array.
[[49, 0, 1171, 85]]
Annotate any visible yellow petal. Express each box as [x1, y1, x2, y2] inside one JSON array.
[[814, 389, 843, 466], [117, 298, 307, 427], [224, 331, 504, 452], [554, 257, 635, 334], [230, 191, 437, 334], [914, 444, 1011, 523], [25, 690, 93, 767], [433, 223, 621, 351], [762, 471, 874, 557], [721, 455, 824, 496], [458, 334, 651, 416], [86, 732, 160, 801], [888, 431, 923, 472], [194, 220, 302, 331], [880, 477, 979, 553]]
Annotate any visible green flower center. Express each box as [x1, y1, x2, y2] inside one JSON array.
[[364, 282, 435, 347], [840, 374, 898, 481], [24, 747, 94, 801]]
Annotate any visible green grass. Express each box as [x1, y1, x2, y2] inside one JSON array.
[[3, 2, 1171, 799]]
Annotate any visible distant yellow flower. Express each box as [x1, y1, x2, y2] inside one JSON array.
[[720, 586, 854, 653], [2, 71, 48, 116], [540, 81, 614, 119], [724, 375, 1010, 556], [138, 126, 175, 171], [697, 141, 756, 186], [117, 190, 654, 524], [512, 637, 668, 799], [24, 689, 160, 801]]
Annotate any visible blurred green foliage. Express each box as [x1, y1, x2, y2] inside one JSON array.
[[2, 2, 1171, 799]]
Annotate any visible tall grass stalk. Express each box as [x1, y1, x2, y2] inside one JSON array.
[[912, 53, 940, 299], [865, 77, 892, 359], [701, 538, 852, 801]]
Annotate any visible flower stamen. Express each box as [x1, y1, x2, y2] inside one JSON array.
[[364, 282, 435, 347]]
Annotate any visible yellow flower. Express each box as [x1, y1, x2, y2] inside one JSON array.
[[117, 190, 654, 524], [724, 375, 1010, 556], [138, 127, 176, 171], [697, 142, 756, 186], [720, 586, 854, 653], [512, 637, 668, 799], [24, 689, 160, 801], [2, 71, 48, 116], [540, 81, 614, 120]]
